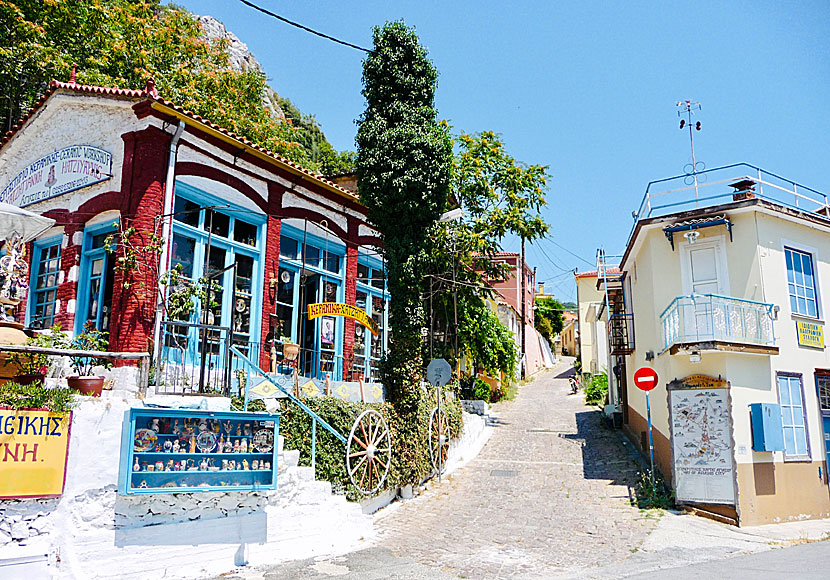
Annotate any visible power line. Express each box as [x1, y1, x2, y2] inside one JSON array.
[[236, 0, 372, 53], [545, 237, 595, 268]]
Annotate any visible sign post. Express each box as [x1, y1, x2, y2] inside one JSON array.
[[634, 366, 659, 490], [426, 358, 452, 481]]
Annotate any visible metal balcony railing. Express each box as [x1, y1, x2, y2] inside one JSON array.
[[660, 294, 776, 352]]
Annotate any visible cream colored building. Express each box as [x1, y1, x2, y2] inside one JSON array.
[[616, 165, 830, 525], [575, 270, 617, 374]]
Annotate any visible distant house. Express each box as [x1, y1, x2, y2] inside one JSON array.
[[560, 311, 578, 356], [574, 269, 620, 375], [611, 164, 830, 525]]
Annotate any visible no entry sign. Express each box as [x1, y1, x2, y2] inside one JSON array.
[[634, 367, 659, 391]]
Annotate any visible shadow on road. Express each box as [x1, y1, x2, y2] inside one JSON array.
[[562, 410, 641, 485], [554, 367, 576, 379]]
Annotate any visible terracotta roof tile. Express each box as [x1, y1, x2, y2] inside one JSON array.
[[574, 268, 621, 278]]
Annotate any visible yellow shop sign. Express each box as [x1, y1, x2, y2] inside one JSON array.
[[307, 302, 380, 337], [0, 408, 72, 498], [797, 320, 824, 349], [679, 374, 728, 389]]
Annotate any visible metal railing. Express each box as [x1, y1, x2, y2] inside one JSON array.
[[660, 294, 776, 351], [155, 319, 261, 396], [631, 164, 828, 245]]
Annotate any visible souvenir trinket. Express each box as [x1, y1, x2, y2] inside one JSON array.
[[155, 461, 164, 472], [233, 440, 240, 453], [240, 439, 248, 454], [223, 420, 233, 434], [243, 423, 252, 436], [172, 440, 180, 453], [197, 430, 218, 453], [149, 418, 160, 432], [221, 460, 229, 470], [146, 464, 154, 472], [242, 459, 249, 470], [236, 424, 241, 436], [218, 434, 224, 453], [133, 429, 157, 452], [166, 460, 174, 472], [253, 429, 274, 453], [251, 460, 258, 470], [198, 419, 208, 433], [199, 458, 208, 471], [133, 457, 140, 471], [224, 439, 233, 453], [172, 419, 180, 436], [189, 435, 196, 454], [264, 461, 270, 470], [138, 480, 148, 489], [163, 439, 173, 453]]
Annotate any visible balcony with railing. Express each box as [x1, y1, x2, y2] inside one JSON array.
[[660, 294, 777, 355]]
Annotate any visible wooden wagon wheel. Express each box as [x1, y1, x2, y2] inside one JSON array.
[[429, 406, 450, 474], [346, 409, 391, 495]]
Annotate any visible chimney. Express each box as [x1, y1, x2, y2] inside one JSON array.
[[730, 179, 756, 201], [538, 282, 545, 296]]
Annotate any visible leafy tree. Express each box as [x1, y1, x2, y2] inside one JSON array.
[[534, 296, 564, 343], [356, 21, 453, 411], [0, 0, 349, 173]]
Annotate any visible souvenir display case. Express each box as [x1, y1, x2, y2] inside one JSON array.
[[119, 408, 279, 495]]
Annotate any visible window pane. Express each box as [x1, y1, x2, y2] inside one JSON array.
[[783, 427, 795, 456], [174, 197, 200, 227], [205, 246, 226, 277], [324, 251, 340, 273], [277, 268, 294, 305], [234, 219, 258, 247], [324, 281, 337, 303], [795, 427, 806, 455], [276, 303, 293, 339], [779, 377, 791, 404], [357, 263, 369, 284], [280, 237, 299, 260], [235, 254, 254, 295], [172, 235, 195, 278], [371, 268, 384, 289], [304, 244, 320, 266], [205, 210, 230, 238]]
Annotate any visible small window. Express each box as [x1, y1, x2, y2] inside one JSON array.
[[323, 250, 340, 273], [30, 242, 61, 330], [357, 263, 370, 284], [174, 197, 200, 227], [204, 210, 230, 238], [817, 374, 830, 413], [304, 245, 320, 267], [370, 268, 384, 289], [785, 247, 818, 318], [171, 234, 195, 278], [777, 373, 809, 459]]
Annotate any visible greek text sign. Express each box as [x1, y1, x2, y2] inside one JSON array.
[[796, 320, 824, 349], [307, 302, 379, 336], [0, 408, 72, 498], [0, 145, 112, 208]]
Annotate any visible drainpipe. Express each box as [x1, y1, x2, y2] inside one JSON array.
[[152, 120, 186, 378]]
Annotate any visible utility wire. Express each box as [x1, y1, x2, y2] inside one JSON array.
[[236, 0, 373, 53], [545, 237, 596, 268]]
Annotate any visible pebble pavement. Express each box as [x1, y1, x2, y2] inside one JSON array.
[[373, 362, 656, 578]]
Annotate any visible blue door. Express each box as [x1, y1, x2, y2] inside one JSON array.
[[815, 374, 830, 494]]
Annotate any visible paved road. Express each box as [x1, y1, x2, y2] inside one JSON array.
[[219, 363, 656, 579], [372, 362, 654, 578], [621, 541, 830, 579]]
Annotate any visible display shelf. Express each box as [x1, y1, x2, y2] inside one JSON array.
[[119, 408, 279, 495]]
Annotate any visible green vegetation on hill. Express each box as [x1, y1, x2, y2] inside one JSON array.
[[0, 0, 353, 174]]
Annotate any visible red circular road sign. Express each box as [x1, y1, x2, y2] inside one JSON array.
[[633, 367, 659, 391]]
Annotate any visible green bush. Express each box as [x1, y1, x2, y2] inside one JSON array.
[[633, 470, 675, 510], [473, 378, 491, 402], [584, 373, 609, 405], [0, 381, 76, 414], [279, 394, 463, 500]]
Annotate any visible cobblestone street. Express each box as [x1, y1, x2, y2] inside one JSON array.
[[373, 361, 656, 578]]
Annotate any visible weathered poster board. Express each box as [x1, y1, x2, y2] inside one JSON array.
[[668, 376, 735, 505], [0, 408, 73, 498]]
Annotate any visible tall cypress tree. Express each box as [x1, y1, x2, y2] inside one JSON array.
[[356, 21, 452, 412]]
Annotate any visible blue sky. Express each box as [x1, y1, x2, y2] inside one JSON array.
[[176, 1, 829, 302]]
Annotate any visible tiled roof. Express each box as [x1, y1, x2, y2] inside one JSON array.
[[1, 79, 358, 201], [574, 268, 621, 278]]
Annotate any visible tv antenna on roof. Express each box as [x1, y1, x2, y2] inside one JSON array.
[[677, 100, 704, 206]]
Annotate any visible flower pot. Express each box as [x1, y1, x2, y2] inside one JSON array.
[[14, 372, 45, 385], [67, 375, 105, 397]]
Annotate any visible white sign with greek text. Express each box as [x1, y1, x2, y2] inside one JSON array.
[[1, 145, 112, 208]]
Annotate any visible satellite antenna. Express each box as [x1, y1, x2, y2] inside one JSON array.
[[676, 100, 703, 206]]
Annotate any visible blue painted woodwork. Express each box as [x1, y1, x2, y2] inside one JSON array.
[[750, 403, 785, 452], [119, 407, 279, 495]]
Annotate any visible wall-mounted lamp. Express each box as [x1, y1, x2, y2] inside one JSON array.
[[683, 230, 700, 245], [645, 350, 655, 361], [689, 351, 701, 363]]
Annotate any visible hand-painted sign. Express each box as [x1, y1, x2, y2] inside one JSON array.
[[0, 408, 72, 498], [307, 302, 379, 336], [633, 367, 659, 391], [0, 145, 112, 208], [676, 374, 728, 389], [796, 320, 824, 349]]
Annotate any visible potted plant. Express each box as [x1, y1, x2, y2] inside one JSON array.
[[5, 324, 68, 384], [67, 322, 111, 397]]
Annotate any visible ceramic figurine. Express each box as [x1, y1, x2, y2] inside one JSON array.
[[235, 424, 241, 436], [240, 439, 248, 454], [264, 461, 270, 470], [221, 460, 229, 470], [199, 458, 208, 471], [163, 439, 173, 453], [224, 439, 233, 454], [218, 434, 224, 453], [189, 435, 196, 454], [223, 420, 233, 435], [242, 459, 249, 470], [251, 460, 258, 470], [138, 480, 148, 489], [150, 418, 160, 433], [155, 461, 164, 472], [166, 460, 174, 472], [172, 440, 180, 453], [233, 440, 240, 453], [133, 457, 140, 471], [147, 464, 155, 472], [243, 423, 252, 436], [172, 419, 180, 436], [213, 421, 221, 434], [198, 419, 208, 433]]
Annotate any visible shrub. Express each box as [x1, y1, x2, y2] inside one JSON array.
[[584, 373, 609, 405], [473, 378, 491, 402], [633, 470, 675, 510], [0, 381, 76, 414]]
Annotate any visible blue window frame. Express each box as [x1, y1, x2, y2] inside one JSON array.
[[352, 256, 388, 382], [785, 247, 818, 318], [276, 223, 345, 380], [76, 223, 116, 335], [27, 237, 62, 330], [777, 373, 809, 460]]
